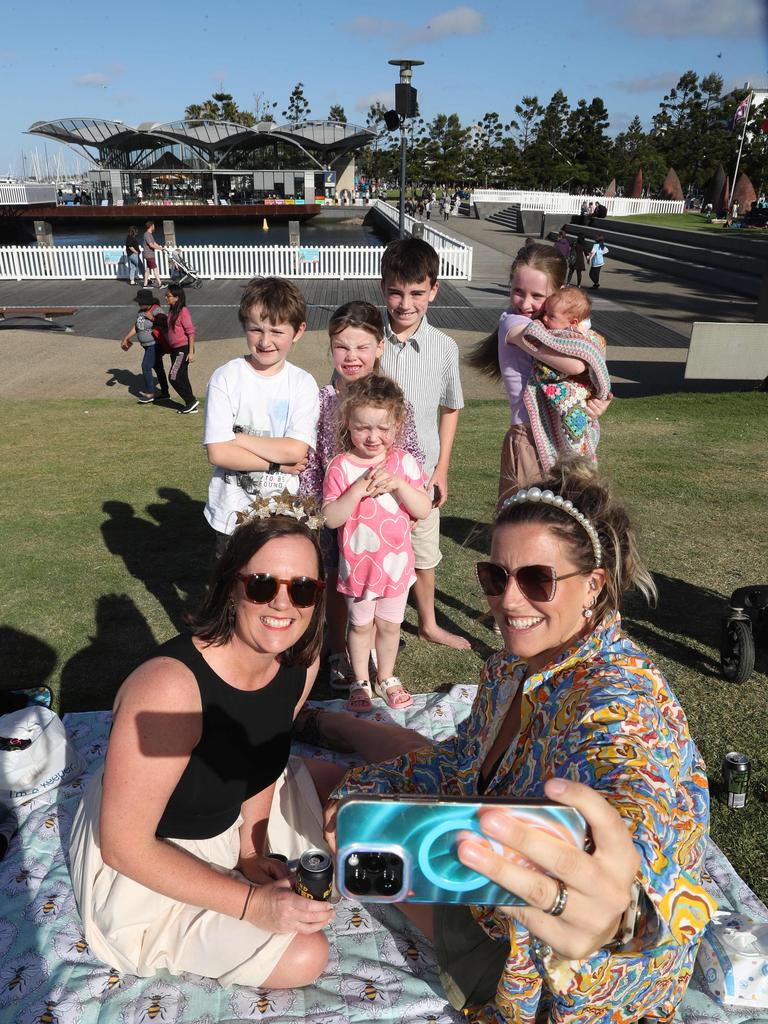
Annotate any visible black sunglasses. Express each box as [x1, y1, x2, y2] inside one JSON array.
[[475, 561, 587, 603], [235, 572, 325, 608]]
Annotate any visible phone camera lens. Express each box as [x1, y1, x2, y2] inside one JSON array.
[[365, 853, 385, 873], [378, 869, 400, 895]]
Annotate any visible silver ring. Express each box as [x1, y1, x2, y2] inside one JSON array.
[[545, 879, 568, 917]]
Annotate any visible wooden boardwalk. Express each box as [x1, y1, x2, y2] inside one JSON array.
[[0, 276, 689, 345]]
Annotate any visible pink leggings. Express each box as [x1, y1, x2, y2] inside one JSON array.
[[345, 591, 409, 626]]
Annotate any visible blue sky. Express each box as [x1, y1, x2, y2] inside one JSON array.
[[1, 0, 766, 177]]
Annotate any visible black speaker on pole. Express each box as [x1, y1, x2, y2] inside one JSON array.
[[383, 109, 402, 132], [395, 84, 417, 118]]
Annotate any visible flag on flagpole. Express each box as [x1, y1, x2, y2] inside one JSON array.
[[732, 94, 750, 127]]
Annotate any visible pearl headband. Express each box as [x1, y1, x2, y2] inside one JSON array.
[[501, 487, 603, 567]]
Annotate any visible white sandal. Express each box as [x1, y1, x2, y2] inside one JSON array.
[[346, 680, 374, 712], [373, 676, 414, 710]]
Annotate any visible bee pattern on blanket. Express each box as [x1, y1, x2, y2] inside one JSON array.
[[87, 965, 137, 1001], [0, 857, 46, 897], [400, 997, 462, 1024], [124, 980, 186, 1024], [23, 984, 81, 1024], [53, 923, 91, 961], [0, 952, 47, 1008], [231, 986, 296, 1019], [340, 963, 403, 1018], [335, 903, 372, 934], [27, 881, 75, 924]]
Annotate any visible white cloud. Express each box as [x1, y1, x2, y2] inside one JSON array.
[[345, 15, 402, 35], [344, 6, 486, 44], [73, 72, 110, 88], [355, 89, 394, 114], [406, 6, 486, 43], [611, 72, 679, 93], [590, 0, 765, 37]]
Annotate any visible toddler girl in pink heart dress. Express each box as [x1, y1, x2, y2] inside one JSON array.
[[322, 374, 431, 712]]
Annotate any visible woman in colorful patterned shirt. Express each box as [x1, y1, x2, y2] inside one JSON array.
[[317, 457, 714, 1024]]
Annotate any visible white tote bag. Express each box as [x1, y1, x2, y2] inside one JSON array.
[[0, 706, 85, 809]]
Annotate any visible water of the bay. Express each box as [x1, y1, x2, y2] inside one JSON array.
[[14, 216, 388, 247]]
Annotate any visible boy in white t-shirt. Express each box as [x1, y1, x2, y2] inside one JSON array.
[[203, 277, 319, 554]]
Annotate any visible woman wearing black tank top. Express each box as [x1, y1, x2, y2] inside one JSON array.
[[70, 512, 346, 989]]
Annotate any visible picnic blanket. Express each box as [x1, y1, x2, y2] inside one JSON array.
[[1, 686, 766, 1024]]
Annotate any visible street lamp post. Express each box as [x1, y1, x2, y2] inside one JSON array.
[[388, 59, 423, 238]]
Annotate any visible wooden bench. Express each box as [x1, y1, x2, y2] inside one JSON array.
[[0, 306, 78, 333]]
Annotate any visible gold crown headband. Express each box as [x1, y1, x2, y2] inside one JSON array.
[[234, 490, 325, 531], [501, 486, 602, 567]]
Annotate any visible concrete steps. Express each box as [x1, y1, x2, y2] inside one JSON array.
[[487, 205, 522, 231], [561, 219, 764, 298]]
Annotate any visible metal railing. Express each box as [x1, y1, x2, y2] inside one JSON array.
[[471, 190, 685, 216], [0, 183, 58, 205], [370, 200, 473, 279]]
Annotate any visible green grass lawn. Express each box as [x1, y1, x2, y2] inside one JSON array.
[[1, 393, 767, 899], [619, 212, 768, 238]]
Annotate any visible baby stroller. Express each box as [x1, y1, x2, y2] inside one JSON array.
[[720, 585, 768, 684], [167, 247, 203, 289]]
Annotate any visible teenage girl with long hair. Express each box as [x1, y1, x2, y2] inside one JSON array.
[[466, 244, 610, 504], [164, 283, 199, 414]]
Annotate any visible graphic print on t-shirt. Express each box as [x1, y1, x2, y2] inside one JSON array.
[[232, 425, 289, 496]]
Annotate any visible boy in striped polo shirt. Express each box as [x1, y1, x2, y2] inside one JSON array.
[[379, 238, 469, 650]]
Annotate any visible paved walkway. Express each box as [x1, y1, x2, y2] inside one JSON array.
[[434, 215, 759, 337], [1, 213, 758, 400]]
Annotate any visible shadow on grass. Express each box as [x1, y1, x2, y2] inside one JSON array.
[[623, 572, 727, 678], [105, 366, 145, 397], [59, 594, 157, 713], [0, 626, 57, 691], [441, 515, 491, 556], [101, 488, 210, 632]]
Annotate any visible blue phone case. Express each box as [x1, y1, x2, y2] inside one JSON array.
[[336, 795, 587, 905]]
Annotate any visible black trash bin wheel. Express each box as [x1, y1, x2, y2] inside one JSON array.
[[720, 619, 755, 684]]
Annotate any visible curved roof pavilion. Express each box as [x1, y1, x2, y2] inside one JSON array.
[[27, 117, 378, 171]]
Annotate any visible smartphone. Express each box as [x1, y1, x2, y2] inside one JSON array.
[[335, 794, 588, 905]]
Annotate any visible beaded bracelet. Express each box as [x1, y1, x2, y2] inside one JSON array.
[[239, 883, 255, 921]]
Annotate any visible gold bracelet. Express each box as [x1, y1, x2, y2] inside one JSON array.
[[239, 883, 255, 921]]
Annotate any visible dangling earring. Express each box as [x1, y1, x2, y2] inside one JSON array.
[[582, 607, 594, 619], [228, 599, 236, 629]]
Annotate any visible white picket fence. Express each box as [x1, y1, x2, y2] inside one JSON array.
[[471, 190, 685, 216], [371, 199, 473, 279], [0, 226, 473, 282], [0, 183, 57, 205]]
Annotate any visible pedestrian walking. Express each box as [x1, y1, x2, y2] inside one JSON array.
[[142, 220, 163, 289], [163, 283, 198, 414], [587, 234, 609, 289], [567, 234, 589, 287], [125, 226, 143, 287]]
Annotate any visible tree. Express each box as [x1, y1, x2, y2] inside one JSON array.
[[328, 104, 347, 123], [470, 111, 505, 186], [184, 92, 255, 127], [507, 96, 544, 187], [253, 91, 278, 123], [527, 90, 572, 189], [564, 97, 610, 190], [421, 113, 470, 183], [282, 82, 310, 126], [610, 116, 666, 194]]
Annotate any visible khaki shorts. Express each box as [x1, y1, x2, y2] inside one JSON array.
[[411, 505, 442, 571], [498, 423, 544, 507]]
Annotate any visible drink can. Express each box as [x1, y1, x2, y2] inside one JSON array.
[[294, 849, 333, 901], [723, 751, 750, 809]]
